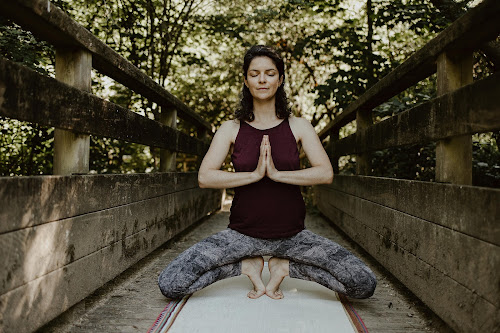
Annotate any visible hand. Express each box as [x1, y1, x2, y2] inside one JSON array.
[[252, 135, 268, 181], [264, 137, 279, 180]]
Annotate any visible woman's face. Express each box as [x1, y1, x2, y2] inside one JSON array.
[[244, 56, 283, 102]]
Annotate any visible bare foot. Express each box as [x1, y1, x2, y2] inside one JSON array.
[[241, 257, 266, 299], [266, 257, 289, 299]]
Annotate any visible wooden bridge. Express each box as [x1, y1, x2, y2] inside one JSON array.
[[0, 0, 498, 332]]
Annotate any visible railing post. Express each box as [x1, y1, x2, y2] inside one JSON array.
[[160, 107, 177, 172], [329, 128, 339, 174], [196, 127, 209, 170], [53, 48, 91, 175], [436, 52, 473, 185], [356, 109, 372, 175]]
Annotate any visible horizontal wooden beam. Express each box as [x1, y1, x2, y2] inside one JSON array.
[[0, 57, 209, 156], [319, 187, 498, 307], [332, 71, 500, 155], [0, 187, 220, 296], [321, 175, 500, 246], [315, 175, 500, 332], [0, 186, 222, 333], [0, 0, 213, 134], [0, 172, 200, 234], [317, 192, 498, 333], [318, 0, 500, 141]]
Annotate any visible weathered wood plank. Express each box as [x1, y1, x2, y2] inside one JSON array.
[[435, 52, 473, 185], [0, 57, 209, 156], [0, 172, 200, 234], [0, 187, 221, 295], [318, 0, 500, 141], [0, 188, 221, 333], [319, 175, 500, 245], [355, 109, 372, 175], [317, 186, 499, 307], [160, 107, 177, 172], [53, 47, 92, 175], [316, 190, 499, 332], [332, 70, 500, 156], [0, 0, 212, 133]]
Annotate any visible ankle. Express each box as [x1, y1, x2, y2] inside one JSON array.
[[241, 257, 264, 276], [269, 257, 289, 276]]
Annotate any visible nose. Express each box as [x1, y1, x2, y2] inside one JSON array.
[[258, 73, 266, 83]]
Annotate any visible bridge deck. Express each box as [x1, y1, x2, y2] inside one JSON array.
[[40, 202, 452, 333]]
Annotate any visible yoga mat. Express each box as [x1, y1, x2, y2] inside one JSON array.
[[149, 262, 367, 333]]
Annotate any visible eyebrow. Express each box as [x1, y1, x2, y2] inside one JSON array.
[[248, 69, 278, 72]]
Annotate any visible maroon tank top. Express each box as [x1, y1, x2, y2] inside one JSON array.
[[229, 117, 306, 238]]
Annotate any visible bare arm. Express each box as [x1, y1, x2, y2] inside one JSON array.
[[198, 121, 267, 189], [265, 117, 333, 186]]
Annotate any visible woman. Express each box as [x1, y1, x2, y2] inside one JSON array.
[[158, 45, 376, 300]]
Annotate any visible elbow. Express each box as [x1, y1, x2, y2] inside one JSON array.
[[324, 168, 334, 184], [198, 172, 207, 188]]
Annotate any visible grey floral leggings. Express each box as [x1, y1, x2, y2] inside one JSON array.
[[158, 228, 376, 299]]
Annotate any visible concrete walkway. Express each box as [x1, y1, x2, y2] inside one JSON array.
[[40, 205, 453, 333]]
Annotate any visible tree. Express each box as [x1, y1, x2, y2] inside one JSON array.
[[1, 0, 497, 186]]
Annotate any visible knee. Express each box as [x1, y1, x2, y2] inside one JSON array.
[[349, 269, 377, 299], [158, 269, 188, 299]]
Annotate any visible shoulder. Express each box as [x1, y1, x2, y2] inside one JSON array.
[[216, 119, 240, 144], [288, 115, 312, 127], [288, 115, 314, 141]]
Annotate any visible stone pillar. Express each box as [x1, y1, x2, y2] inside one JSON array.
[[436, 52, 473, 185], [53, 48, 91, 175], [160, 107, 177, 172]]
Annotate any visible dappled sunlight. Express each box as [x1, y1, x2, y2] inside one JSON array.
[[0, 0, 498, 332]]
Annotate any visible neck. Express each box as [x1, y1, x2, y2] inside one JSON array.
[[252, 98, 277, 122]]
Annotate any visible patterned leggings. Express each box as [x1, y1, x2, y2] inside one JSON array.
[[158, 228, 376, 299]]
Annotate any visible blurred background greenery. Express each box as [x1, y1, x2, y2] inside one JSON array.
[[1, 0, 498, 190]]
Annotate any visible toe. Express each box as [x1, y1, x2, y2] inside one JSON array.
[[248, 289, 264, 299]]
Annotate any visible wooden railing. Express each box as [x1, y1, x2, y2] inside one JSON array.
[[0, 1, 221, 332], [314, 1, 500, 332]]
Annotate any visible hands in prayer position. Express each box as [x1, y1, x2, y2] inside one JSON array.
[[254, 135, 279, 181]]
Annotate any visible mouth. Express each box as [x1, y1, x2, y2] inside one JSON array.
[[257, 88, 268, 90]]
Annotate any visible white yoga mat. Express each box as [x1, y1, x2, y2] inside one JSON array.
[[167, 262, 359, 333]]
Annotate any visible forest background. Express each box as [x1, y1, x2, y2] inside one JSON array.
[[0, 0, 498, 189]]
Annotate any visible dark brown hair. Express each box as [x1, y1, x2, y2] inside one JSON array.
[[235, 45, 291, 122]]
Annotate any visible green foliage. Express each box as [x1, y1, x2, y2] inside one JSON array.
[[0, 18, 55, 176], [370, 144, 437, 181], [0, 118, 53, 176], [0, 0, 498, 188], [473, 134, 500, 188], [0, 18, 54, 75], [90, 138, 155, 174]]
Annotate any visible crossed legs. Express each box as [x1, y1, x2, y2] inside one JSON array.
[[158, 228, 376, 300]]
